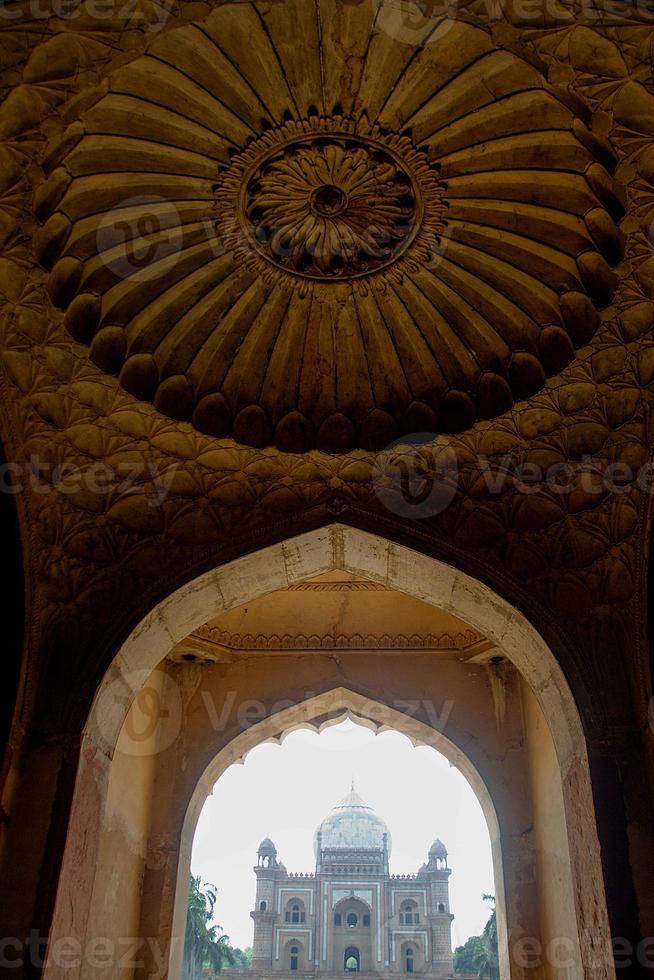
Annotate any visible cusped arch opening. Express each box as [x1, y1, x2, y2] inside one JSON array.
[[176, 694, 506, 980]]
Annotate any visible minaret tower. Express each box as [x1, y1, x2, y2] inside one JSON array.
[[425, 839, 454, 977], [250, 837, 278, 969]]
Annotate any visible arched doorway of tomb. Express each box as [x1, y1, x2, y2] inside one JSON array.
[[332, 898, 373, 976], [401, 939, 424, 975], [44, 525, 614, 980], [344, 946, 360, 972], [283, 938, 307, 973]]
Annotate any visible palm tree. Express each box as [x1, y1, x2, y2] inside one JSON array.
[[473, 895, 499, 980], [184, 876, 237, 979]]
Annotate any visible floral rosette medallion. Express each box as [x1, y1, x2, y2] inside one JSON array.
[[216, 115, 445, 287]]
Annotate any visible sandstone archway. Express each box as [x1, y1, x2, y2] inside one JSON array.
[[46, 525, 613, 979], [169, 694, 508, 980]]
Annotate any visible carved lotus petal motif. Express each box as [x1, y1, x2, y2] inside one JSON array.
[[229, 129, 440, 279], [36, 1, 625, 452], [216, 118, 445, 290]]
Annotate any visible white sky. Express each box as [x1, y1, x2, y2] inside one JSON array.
[[191, 719, 494, 951]]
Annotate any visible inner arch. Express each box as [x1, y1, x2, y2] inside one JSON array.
[[48, 526, 613, 980], [184, 703, 501, 979]]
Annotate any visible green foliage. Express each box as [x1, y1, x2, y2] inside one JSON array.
[[230, 947, 253, 969], [183, 876, 239, 979], [454, 934, 484, 972], [474, 896, 499, 980], [454, 895, 499, 980]]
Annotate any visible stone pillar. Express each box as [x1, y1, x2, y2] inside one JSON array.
[[427, 871, 453, 978], [252, 869, 277, 969]]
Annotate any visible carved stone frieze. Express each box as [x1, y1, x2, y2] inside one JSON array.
[[189, 623, 487, 653], [289, 581, 387, 592]]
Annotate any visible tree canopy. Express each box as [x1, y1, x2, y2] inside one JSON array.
[[454, 895, 499, 979], [184, 876, 250, 978]]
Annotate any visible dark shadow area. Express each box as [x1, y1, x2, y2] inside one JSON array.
[[0, 439, 25, 762]]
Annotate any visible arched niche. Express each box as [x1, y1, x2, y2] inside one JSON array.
[[173, 696, 505, 980], [45, 525, 614, 980]]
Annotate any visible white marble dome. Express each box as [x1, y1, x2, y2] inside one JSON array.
[[314, 785, 392, 857]]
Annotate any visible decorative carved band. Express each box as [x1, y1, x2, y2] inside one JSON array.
[[191, 623, 485, 652], [288, 580, 387, 592]]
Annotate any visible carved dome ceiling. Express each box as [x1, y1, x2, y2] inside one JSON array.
[[35, 3, 625, 452]]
